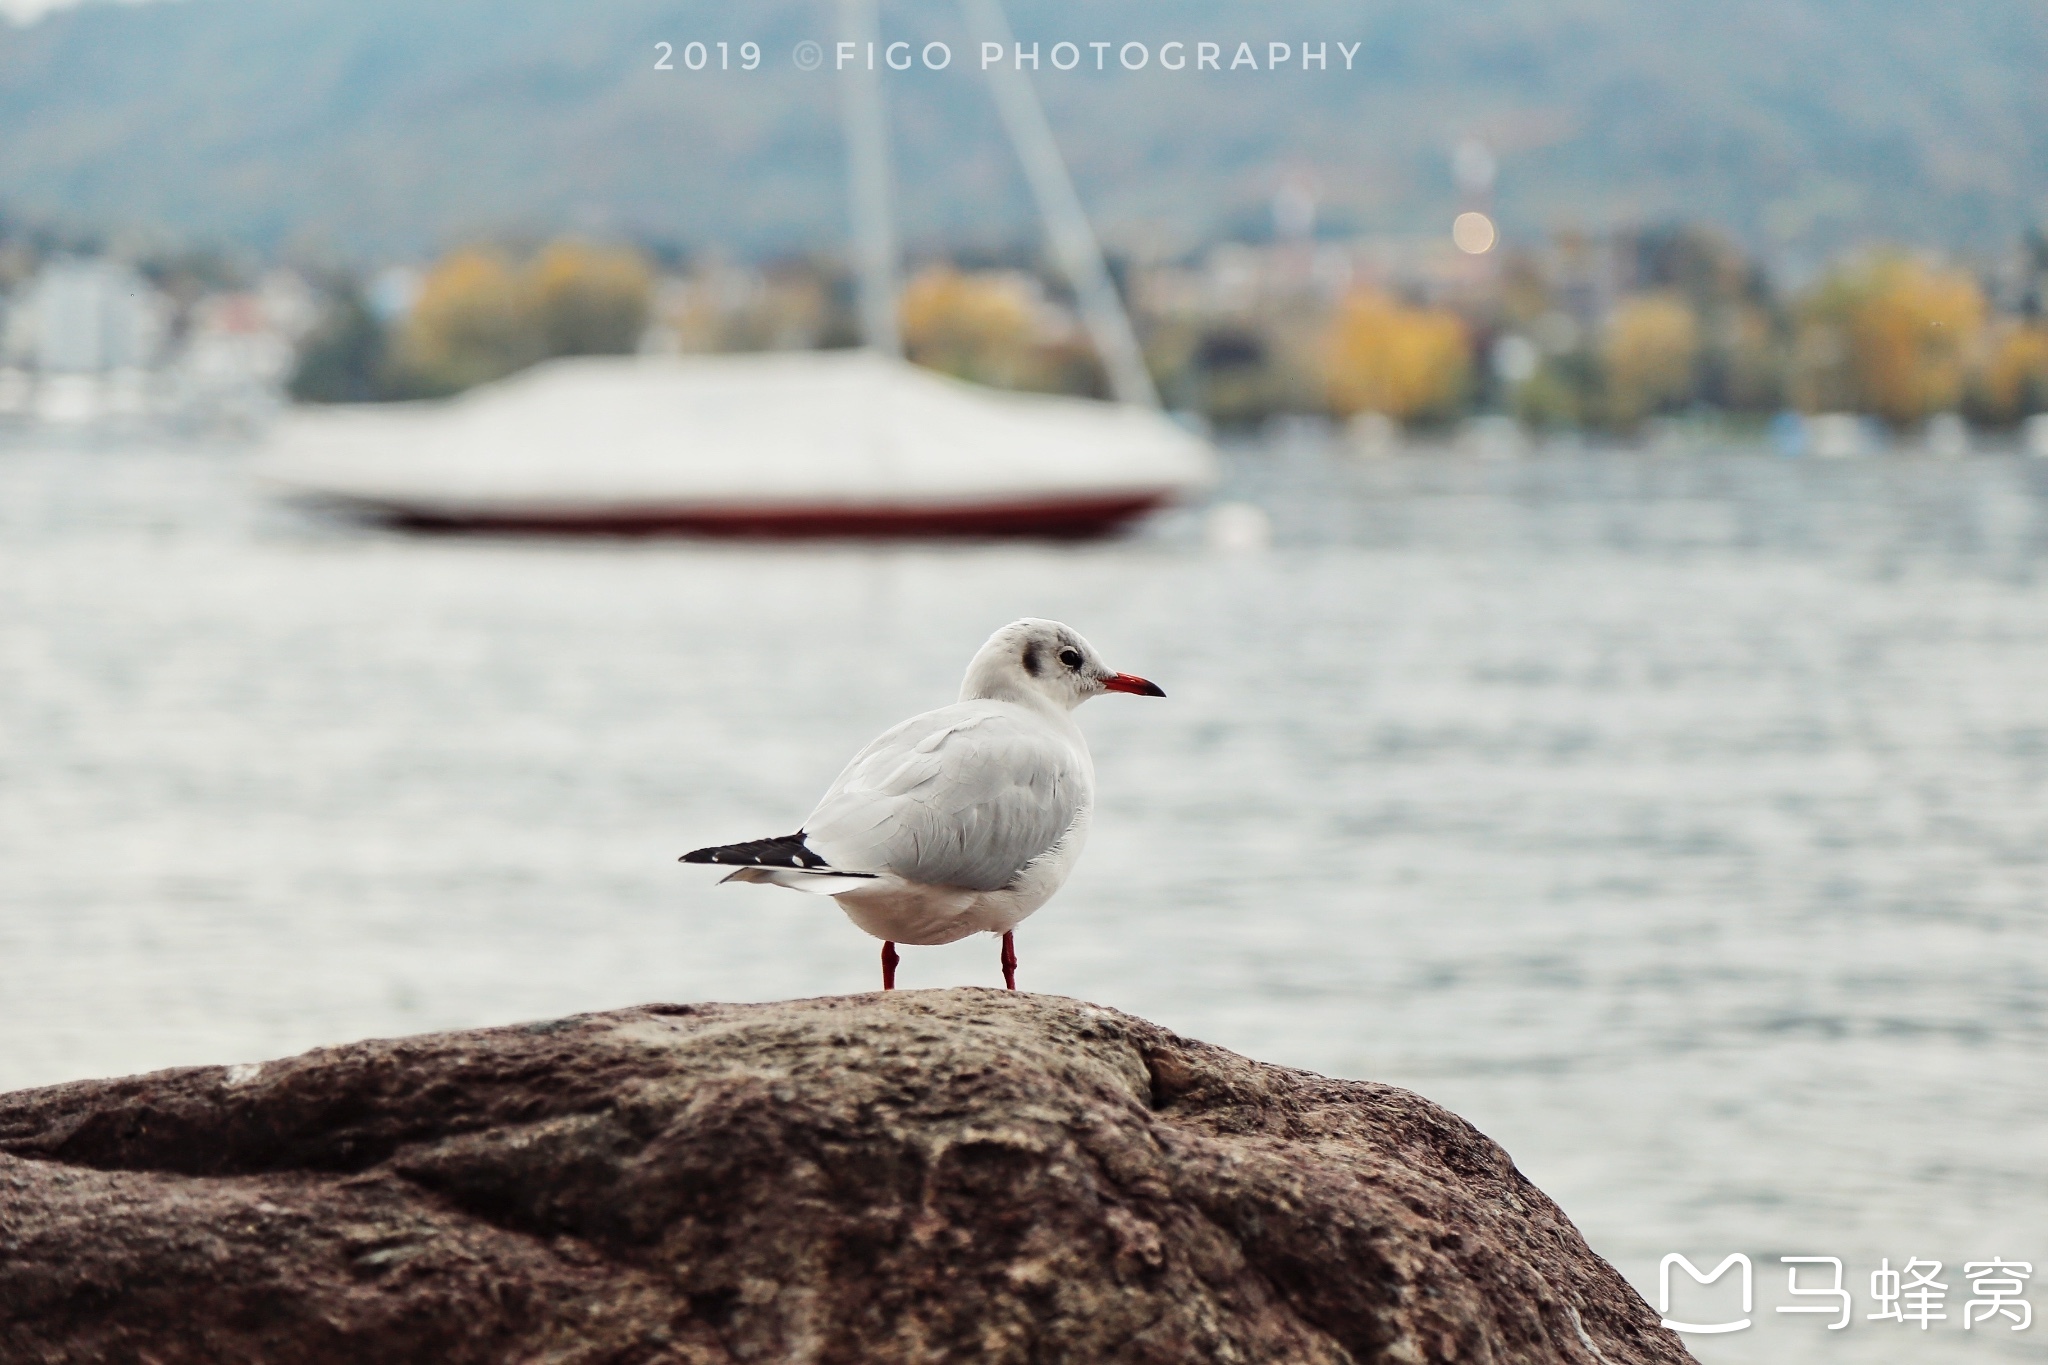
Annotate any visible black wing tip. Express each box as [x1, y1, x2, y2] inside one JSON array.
[[678, 833, 826, 869]]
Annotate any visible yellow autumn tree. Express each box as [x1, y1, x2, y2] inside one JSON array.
[[391, 239, 653, 396], [392, 248, 541, 394], [528, 240, 653, 357], [1324, 290, 1469, 422], [1978, 322, 2048, 423], [899, 267, 1044, 388], [1797, 255, 1987, 424], [1602, 292, 1699, 426]]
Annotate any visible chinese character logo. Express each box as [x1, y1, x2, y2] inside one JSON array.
[[1776, 1256, 1850, 1330], [1964, 1260, 2033, 1330], [1869, 1259, 1948, 1330]]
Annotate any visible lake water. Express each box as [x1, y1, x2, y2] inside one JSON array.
[[3, 432, 2044, 1363]]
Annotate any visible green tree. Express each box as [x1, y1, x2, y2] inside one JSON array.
[[288, 284, 388, 403]]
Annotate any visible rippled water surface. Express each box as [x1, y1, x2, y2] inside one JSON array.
[[5, 436, 2046, 1362]]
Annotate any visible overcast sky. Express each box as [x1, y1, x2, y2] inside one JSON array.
[[3, 0, 152, 24]]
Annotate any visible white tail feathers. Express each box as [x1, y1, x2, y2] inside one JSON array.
[[719, 866, 880, 896]]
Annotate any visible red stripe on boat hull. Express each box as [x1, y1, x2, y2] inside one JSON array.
[[319, 492, 1177, 540]]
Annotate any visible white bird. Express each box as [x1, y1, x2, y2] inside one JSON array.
[[681, 619, 1164, 990]]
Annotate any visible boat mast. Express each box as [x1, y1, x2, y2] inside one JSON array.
[[958, 0, 1161, 409], [839, 0, 902, 356]]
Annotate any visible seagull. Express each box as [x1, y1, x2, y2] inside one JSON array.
[[681, 619, 1164, 991]]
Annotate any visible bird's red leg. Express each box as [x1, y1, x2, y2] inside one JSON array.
[[1000, 931, 1017, 990], [881, 940, 899, 991]]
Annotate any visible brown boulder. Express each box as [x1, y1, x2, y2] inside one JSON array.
[[0, 990, 1691, 1364]]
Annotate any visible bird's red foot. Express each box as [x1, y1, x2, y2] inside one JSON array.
[[882, 940, 899, 991], [1000, 930, 1017, 990]]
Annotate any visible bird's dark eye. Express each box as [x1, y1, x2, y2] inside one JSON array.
[[1058, 648, 1083, 669]]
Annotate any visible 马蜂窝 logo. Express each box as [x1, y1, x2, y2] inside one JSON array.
[[1656, 1253, 2032, 1336]]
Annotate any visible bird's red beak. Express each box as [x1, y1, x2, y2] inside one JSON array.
[[1102, 672, 1166, 697]]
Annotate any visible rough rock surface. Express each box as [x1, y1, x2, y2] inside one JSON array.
[[0, 990, 1692, 1364]]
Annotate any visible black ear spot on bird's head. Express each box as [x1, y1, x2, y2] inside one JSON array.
[[1021, 641, 1044, 676]]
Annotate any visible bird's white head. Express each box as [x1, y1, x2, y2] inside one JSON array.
[[959, 618, 1165, 712]]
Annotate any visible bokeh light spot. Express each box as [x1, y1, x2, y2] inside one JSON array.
[[1452, 211, 1497, 254]]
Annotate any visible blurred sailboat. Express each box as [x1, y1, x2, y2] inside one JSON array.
[[263, 0, 1211, 538], [265, 350, 1205, 536]]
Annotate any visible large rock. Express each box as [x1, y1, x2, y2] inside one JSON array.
[[0, 990, 1691, 1364]]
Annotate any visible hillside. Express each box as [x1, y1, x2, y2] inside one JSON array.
[[2, 0, 2044, 260]]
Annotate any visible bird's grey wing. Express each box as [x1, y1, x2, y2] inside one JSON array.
[[802, 708, 1082, 891]]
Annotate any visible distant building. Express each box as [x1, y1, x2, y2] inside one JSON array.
[[0, 260, 319, 430], [7, 259, 166, 374]]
